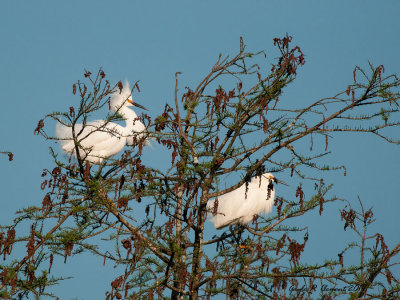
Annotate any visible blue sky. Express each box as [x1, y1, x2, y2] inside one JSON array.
[[1, 1, 399, 299]]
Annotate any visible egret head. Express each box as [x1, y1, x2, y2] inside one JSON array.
[[263, 173, 274, 180], [262, 173, 288, 186], [110, 80, 147, 112]]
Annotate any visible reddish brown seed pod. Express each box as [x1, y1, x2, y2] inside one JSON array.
[[118, 81, 123, 94]]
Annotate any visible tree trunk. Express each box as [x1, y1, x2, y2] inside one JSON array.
[[190, 184, 210, 300]]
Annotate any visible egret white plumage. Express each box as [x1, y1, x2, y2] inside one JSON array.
[[56, 81, 147, 164], [207, 173, 287, 229]]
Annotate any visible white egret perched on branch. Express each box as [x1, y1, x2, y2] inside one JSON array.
[[207, 173, 287, 229], [56, 81, 148, 164]]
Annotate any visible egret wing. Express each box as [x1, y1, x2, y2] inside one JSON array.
[[57, 121, 119, 151], [207, 183, 250, 229]]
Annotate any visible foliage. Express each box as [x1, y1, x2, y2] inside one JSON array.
[[1, 35, 400, 299]]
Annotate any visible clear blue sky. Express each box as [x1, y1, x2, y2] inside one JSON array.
[[1, 1, 399, 299]]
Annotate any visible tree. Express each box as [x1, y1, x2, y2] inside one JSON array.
[[1, 35, 400, 299]]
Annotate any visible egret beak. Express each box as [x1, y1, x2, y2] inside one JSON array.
[[127, 99, 148, 110], [275, 178, 289, 186]]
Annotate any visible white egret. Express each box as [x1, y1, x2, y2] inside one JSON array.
[[207, 173, 287, 229], [56, 81, 147, 164]]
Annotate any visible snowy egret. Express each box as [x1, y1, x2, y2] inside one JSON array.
[[56, 81, 148, 164], [207, 173, 287, 229]]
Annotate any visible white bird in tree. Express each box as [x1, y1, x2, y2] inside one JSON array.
[[56, 81, 148, 164], [207, 173, 287, 229]]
